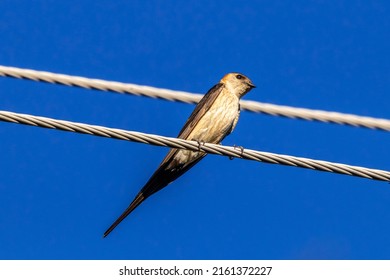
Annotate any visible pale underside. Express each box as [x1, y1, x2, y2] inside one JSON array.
[[173, 89, 240, 165]]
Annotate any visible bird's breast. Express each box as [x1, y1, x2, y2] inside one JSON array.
[[175, 91, 240, 165], [189, 91, 240, 143]]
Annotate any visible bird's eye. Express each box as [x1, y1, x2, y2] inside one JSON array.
[[236, 74, 243, 80]]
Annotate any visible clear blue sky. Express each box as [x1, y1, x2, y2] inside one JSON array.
[[0, 0, 389, 260]]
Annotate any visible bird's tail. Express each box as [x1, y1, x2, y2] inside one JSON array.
[[103, 153, 205, 238], [103, 193, 145, 238]]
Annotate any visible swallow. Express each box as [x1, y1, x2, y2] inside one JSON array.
[[103, 73, 255, 237]]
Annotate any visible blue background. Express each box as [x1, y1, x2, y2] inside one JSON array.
[[0, 1, 389, 259]]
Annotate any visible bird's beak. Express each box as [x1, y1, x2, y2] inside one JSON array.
[[247, 81, 256, 88]]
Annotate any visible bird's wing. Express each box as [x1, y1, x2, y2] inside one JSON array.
[[147, 82, 225, 190], [177, 83, 224, 140], [159, 82, 224, 166]]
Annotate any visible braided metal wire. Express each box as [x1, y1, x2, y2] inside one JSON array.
[[1, 110, 389, 182], [1, 65, 390, 131]]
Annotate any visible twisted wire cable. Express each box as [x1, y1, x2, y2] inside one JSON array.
[[1, 65, 389, 131], [0, 110, 389, 182]]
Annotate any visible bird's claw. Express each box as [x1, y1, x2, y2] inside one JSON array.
[[196, 140, 205, 151], [229, 145, 244, 160]]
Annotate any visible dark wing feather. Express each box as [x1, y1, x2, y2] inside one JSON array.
[[177, 83, 224, 139]]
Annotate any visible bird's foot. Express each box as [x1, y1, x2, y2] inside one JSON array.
[[196, 140, 205, 151], [229, 145, 244, 160]]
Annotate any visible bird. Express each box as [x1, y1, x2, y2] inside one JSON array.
[[103, 73, 255, 237]]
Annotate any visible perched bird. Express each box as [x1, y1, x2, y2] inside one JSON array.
[[104, 73, 255, 237]]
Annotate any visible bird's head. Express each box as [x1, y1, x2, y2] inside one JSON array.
[[220, 73, 256, 98]]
